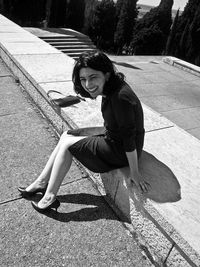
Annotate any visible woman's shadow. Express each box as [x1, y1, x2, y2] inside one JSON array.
[[100, 150, 181, 223], [138, 150, 181, 203], [32, 149, 181, 223], [111, 150, 182, 222], [33, 193, 121, 222]]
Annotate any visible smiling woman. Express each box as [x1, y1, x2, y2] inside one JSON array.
[[79, 68, 109, 99], [18, 51, 150, 213]]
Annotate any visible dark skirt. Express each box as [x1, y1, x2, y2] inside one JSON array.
[[68, 127, 143, 173]]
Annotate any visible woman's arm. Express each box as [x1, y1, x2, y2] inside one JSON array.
[[126, 150, 149, 193]]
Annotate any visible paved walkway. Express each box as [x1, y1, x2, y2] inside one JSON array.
[[0, 60, 152, 266], [109, 55, 200, 140]]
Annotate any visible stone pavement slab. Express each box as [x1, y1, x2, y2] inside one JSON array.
[[141, 93, 200, 112], [162, 107, 200, 131], [1, 41, 60, 55], [0, 75, 58, 202], [188, 127, 200, 140], [0, 76, 34, 114], [0, 24, 28, 33], [9, 54, 74, 83], [0, 32, 40, 42], [144, 127, 200, 256], [134, 81, 200, 97], [1, 179, 149, 267]]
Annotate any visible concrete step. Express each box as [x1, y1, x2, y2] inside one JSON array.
[[40, 36, 92, 42], [46, 41, 95, 47], [62, 51, 88, 58], [41, 39, 93, 44], [57, 47, 95, 53], [39, 34, 96, 59], [52, 44, 96, 49]]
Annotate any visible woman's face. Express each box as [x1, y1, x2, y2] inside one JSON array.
[[79, 67, 110, 98]]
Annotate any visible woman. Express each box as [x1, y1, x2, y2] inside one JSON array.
[[18, 51, 149, 213]]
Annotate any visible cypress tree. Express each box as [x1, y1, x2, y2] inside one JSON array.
[[167, 0, 200, 66], [114, 0, 138, 55], [83, 0, 98, 36], [48, 0, 67, 27], [165, 9, 180, 55], [86, 0, 116, 51], [64, 0, 85, 31], [179, 19, 190, 59], [44, 0, 52, 28], [130, 0, 173, 55], [1, 0, 46, 26], [187, 3, 200, 65]]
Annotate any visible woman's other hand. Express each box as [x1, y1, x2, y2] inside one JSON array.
[[130, 172, 150, 194]]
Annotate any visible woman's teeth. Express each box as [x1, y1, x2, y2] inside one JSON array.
[[89, 87, 97, 93]]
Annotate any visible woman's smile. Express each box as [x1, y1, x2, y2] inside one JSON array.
[[87, 86, 98, 93], [79, 67, 109, 98]]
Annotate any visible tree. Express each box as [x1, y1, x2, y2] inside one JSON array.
[[48, 0, 67, 27], [0, 0, 46, 26], [166, 0, 200, 66], [44, 0, 52, 28], [186, 3, 200, 65], [130, 0, 173, 55], [165, 9, 180, 55], [83, 0, 98, 35], [114, 0, 138, 54], [64, 0, 85, 31], [131, 25, 165, 55], [86, 0, 116, 51]]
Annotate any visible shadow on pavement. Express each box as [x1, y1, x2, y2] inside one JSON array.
[[40, 193, 124, 222], [112, 61, 142, 70], [139, 151, 181, 203]]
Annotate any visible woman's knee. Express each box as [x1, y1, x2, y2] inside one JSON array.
[[59, 131, 85, 148], [59, 131, 71, 142], [59, 132, 74, 147]]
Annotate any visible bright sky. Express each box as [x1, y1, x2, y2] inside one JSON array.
[[138, 0, 189, 11]]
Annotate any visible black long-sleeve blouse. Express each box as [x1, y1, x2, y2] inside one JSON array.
[[101, 82, 145, 153]]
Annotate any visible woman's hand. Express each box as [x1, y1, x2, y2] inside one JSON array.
[[125, 150, 150, 193], [130, 171, 150, 193]]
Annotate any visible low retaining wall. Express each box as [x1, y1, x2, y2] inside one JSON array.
[[163, 56, 200, 78]]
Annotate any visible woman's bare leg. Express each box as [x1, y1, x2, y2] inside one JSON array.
[[25, 142, 61, 191], [36, 134, 86, 208], [26, 132, 83, 192]]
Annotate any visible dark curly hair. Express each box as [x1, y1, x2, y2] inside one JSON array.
[[72, 51, 125, 98]]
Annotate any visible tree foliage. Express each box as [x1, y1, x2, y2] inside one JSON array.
[[165, 9, 180, 55], [85, 0, 116, 51], [48, 0, 67, 27], [131, 25, 165, 55], [114, 0, 138, 54], [166, 0, 200, 66], [130, 0, 173, 55], [1, 0, 46, 26], [64, 0, 85, 31], [82, 0, 98, 36]]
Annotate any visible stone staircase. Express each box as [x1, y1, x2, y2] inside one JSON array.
[[39, 34, 97, 60]]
